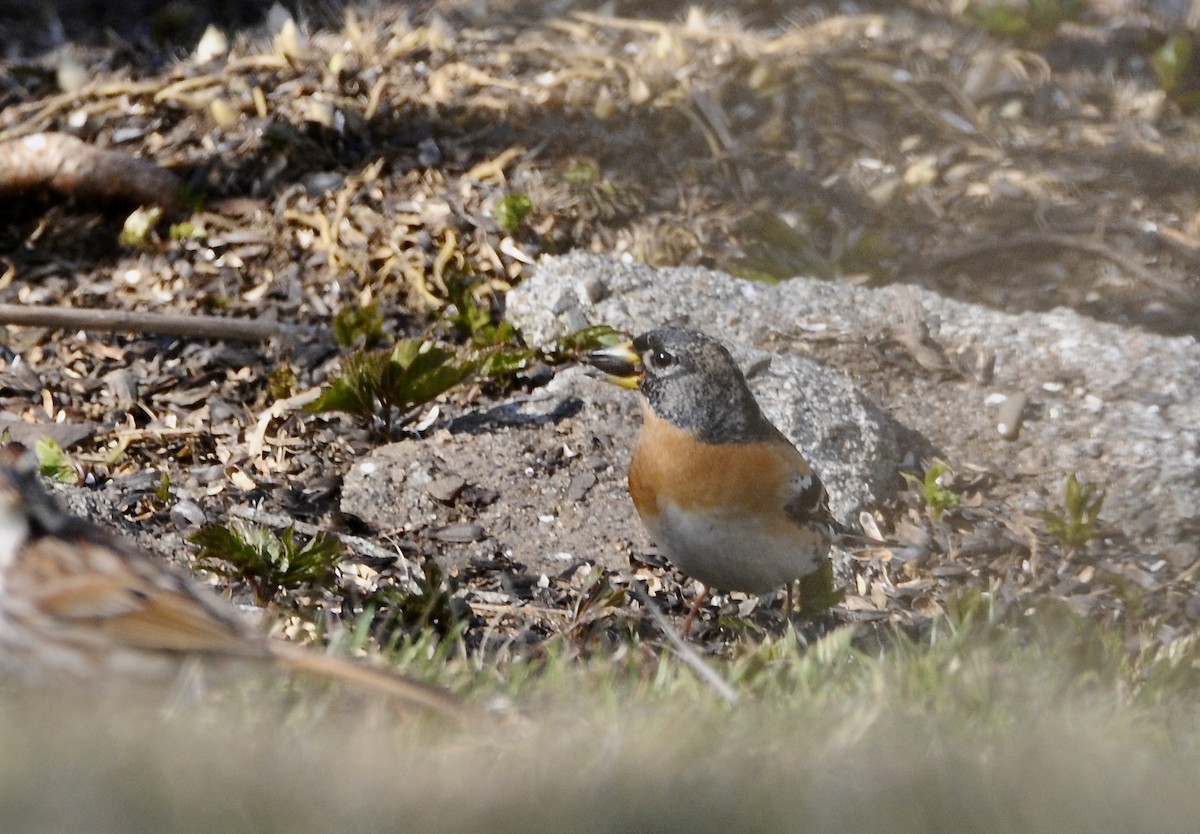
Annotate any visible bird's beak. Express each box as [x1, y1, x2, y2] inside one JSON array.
[[586, 341, 643, 389]]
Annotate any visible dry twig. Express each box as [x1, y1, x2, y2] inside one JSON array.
[[0, 305, 302, 342]]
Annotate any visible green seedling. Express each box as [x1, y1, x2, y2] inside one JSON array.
[[267, 364, 297, 400], [902, 460, 961, 525], [568, 565, 629, 635], [443, 275, 537, 380], [542, 323, 628, 364], [1153, 34, 1191, 93], [118, 206, 163, 249], [168, 220, 201, 240], [154, 470, 171, 503], [494, 193, 533, 234], [795, 558, 844, 616], [190, 522, 342, 603], [365, 561, 464, 640], [333, 303, 385, 349], [1151, 34, 1200, 111], [1039, 474, 1106, 548], [444, 274, 522, 349], [33, 437, 77, 485], [966, 0, 1083, 39], [306, 339, 477, 433]]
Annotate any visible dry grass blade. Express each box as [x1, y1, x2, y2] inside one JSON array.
[[633, 585, 739, 705], [269, 643, 470, 721]]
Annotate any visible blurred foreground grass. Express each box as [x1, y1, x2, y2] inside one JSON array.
[[4, 597, 1200, 833]]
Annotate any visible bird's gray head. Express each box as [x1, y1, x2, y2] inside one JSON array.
[[590, 327, 775, 444]]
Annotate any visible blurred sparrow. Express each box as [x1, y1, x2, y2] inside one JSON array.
[[0, 444, 463, 718]]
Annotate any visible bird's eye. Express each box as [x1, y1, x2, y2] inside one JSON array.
[[649, 349, 675, 369]]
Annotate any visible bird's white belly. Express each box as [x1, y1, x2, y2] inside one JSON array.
[[643, 502, 825, 594]]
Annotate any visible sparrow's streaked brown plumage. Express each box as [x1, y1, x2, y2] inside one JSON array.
[[590, 327, 843, 635], [0, 445, 464, 718]]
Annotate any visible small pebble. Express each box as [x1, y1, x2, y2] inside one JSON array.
[[996, 390, 1027, 440], [169, 499, 207, 529], [567, 472, 596, 501], [426, 474, 466, 504], [578, 276, 609, 304], [431, 522, 485, 543]]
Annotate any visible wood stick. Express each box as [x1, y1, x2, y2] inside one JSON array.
[[0, 305, 303, 342]]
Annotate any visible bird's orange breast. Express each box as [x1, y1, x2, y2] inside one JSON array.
[[628, 405, 805, 527]]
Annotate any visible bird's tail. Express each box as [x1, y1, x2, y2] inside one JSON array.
[[269, 643, 468, 721], [829, 515, 896, 549]]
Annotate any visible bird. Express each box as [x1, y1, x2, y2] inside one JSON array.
[[588, 327, 844, 636], [0, 444, 465, 719]]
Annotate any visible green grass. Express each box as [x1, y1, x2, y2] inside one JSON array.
[[4, 600, 1200, 833]]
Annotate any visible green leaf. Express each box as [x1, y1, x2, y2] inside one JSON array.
[[168, 220, 201, 240], [477, 346, 535, 379], [119, 206, 163, 249], [33, 437, 76, 485], [306, 350, 389, 417], [268, 364, 297, 400], [154, 470, 171, 503], [494, 193, 533, 234], [797, 558, 844, 615], [443, 275, 521, 349], [333, 303, 385, 348], [190, 522, 342, 602], [543, 324, 628, 363], [1152, 34, 1192, 93], [1039, 474, 1105, 547], [966, 0, 1082, 39], [902, 460, 961, 524], [364, 561, 464, 639], [390, 341, 477, 407], [306, 339, 477, 427]]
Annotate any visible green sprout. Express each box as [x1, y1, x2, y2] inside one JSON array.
[[168, 220, 201, 240], [541, 324, 627, 364], [332, 303, 385, 349], [796, 558, 844, 616], [118, 206, 163, 249], [1039, 474, 1106, 548], [364, 561, 465, 641], [33, 437, 77, 485], [444, 276, 517, 348], [154, 470, 171, 503], [306, 339, 477, 433], [965, 0, 1083, 40], [1151, 35, 1200, 111], [561, 159, 642, 220], [443, 275, 537, 380], [1153, 34, 1192, 93], [902, 460, 961, 525], [268, 364, 297, 400], [494, 193, 533, 235], [190, 522, 342, 603]]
